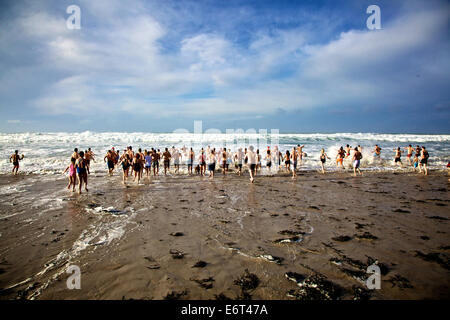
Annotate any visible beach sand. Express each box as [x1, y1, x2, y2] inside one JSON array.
[[0, 169, 449, 300]]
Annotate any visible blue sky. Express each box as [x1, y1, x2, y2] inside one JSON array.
[[0, 0, 449, 133]]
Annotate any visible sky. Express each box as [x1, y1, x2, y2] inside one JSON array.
[[0, 0, 449, 133]]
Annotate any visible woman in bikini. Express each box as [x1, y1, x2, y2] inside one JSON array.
[[119, 154, 131, 184], [133, 153, 142, 183], [319, 149, 330, 174]]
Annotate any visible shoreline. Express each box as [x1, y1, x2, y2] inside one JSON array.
[[0, 171, 449, 300]]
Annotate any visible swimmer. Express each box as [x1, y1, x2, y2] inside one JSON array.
[[404, 145, 414, 166], [418, 146, 429, 175], [132, 153, 142, 183], [247, 146, 257, 183], [63, 157, 77, 191], [208, 149, 216, 179], [75, 151, 90, 194], [118, 154, 131, 184], [319, 149, 331, 174], [10, 150, 24, 175], [352, 147, 363, 176], [336, 147, 346, 170], [394, 147, 402, 167], [284, 150, 291, 172], [163, 148, 171, 175]]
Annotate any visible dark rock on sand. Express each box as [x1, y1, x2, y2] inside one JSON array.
[[420, 236, 430, 240], [332, 235, 353, 242], [393, 209, 410, 213], [192, 260, 208, 268], [414, 251, 450, 270], [285, 272, 306, 284], [169, 232, 184, 237], [191, 277, 214, 289], [164, 290, 188, 300], [427, 216, 448, 221], [169, 249, 185, 259], [387, 274, 413, 289], [352, 286, 371, 300], [214, 293, 232, 300], [234, 269, 260, 298], [354, 232, 378, 240], [286, 274, 343, 300]]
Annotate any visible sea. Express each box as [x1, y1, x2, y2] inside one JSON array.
[[0, 132, 449, 174]]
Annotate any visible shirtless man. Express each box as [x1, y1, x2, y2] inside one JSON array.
[[404, 145, 414, 166], [163, 148, 171, 175], [296, 145, 305, 164], [104, 150, 115, 176], [10, 150, 24, 175], [247, 146, 257, 183], [235, 148, 244, 176], [173, 149, 181, 174], [222, 148, 228, 175], [291, 147, 298, 179], [85, 148, 95, 169], [373, 145, 381, 162], [152, 148, 160, 176], [71, 148, 79, 160], [336, 147, 346, 170], [394, 147, 402, 167], [198, 148, 206, 176], [345, 144, 352, 159], [352, 147, 363, 176]]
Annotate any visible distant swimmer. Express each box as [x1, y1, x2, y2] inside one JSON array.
[[63, 157, 77, 191], [119, 154, 131, 184], [418, 146, 429, 175], [319, 148, 331, 174], [104, 150, 115, 176], [336, 147, 346, 170], [75, 151, 90, 194], [10, 150, 24, 175], [247, 146, 257, 183], [352, 147, 363, 176], [163, 148, 171, 175], [373, 145, 381, 161], [208, 149, 216, 179], [394, 147, 402, 167], [404, 145, 414, 166], [235, 148, 244, 176], [132, 153, 142, 184], [284, 150, 291, 172]]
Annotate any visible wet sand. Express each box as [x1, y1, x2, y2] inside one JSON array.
[[0, 169, 449, 300]]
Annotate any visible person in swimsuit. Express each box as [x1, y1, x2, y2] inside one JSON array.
[[284, 150, 291, 172], [198, 148, 206, 176], [373, 145, 381, 161], [265, 149, 272, 174], [418, 146, 429, 175], [173, 149, 180, 174], [222, 148, 227, 175], [336, 147, 345, 170], [119, 154, 131, 184], [291, 148, 298, 179], [247, 146, 257, 183], [10, 150, 24, 175], [319, 148, 330, 174], [71, 148, 79, 160], [208, 149, 216, 179], [345, 145, 351, 159], [144, 151, 152, 178], [63, 157, 77, 191], [352, 147, 363, 176], [75, 151, 90, 194], [163, 148, 171, 175], [151, 149, 159, 176], [412, 154, 419, 172], [235, 148, 243, 176], [394, 147, 402, 167], [187, 148, 195, 175], [296, 145, 305, 165], [132, 153, 142, 183], [104, 150, 115, 176], [404, 145, 414, 166], [256, 149, 261, 172]]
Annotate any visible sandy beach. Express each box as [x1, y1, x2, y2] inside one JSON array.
[[0, 169, 449, 300]]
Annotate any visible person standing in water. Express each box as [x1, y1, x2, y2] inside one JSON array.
[[63, 157, 77, 191], [394, 147, 402, 167], [199, 148, 206, 176], [284, 150, 291, 172], [336, 147, 346, 170], [404, 145, 414, 166], [373, 145, 382, 162], [104, 150, 115, 176], [207, 149, 216, 179], [291, 148, 298, 179], [75, 151, 89, 194], [222, 148, 227, 175], [319, 149, 330, 174], [119, 154, 131, 184], [419, 146, 429, 175], [162, 148, 171, 175], [265, 148, 272, 174], [247, 146, 257, 183], [144, 151, 152, 178], [352, 147, 363, 176], [10, 150, 24, 175], [296, 145, 305, 165], [187, 148, 195, 175], [235, 148, 244, 176]]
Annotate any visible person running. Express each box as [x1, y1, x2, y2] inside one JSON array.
[[345, 145, 352, 159], [199, 148, 206, 176], [404, 145, 414, 166], [284, 150, 291, 172], [352, 147, 363, 176], [319, 149, 330, 174], [247, 146, 257, 183], [104, 150, 115, 176], [144, 151, 152, 178], [63, 157, 77, 191], [152, 149, 160, 176], [394, 147, 402, 167], [265, 148, 272, 174], [418, 146, 429, 175], [173, 149, 180, 174], [71, 148, 79, 160], [187, 148, 195, 175], [132, 153, 142, 183], [235, 148, 244, 176], [207, 149, 216, 179], [373, 145, 382, 162], [222, 148, 227, 175], [291, 148, 298, 179], [336, 147, 346, 170], [119, 154, 131, 184], [256, 149, 261, 172], [297, 145, 305, 164], [412, 153, 419, 172], [85, 148, 95, 169], [75, 151, 89, 194], [10, 150, 24, 175], [163, 148, 171, 175]]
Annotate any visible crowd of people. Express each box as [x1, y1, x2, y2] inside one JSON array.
[[8, 144, 433, 193]]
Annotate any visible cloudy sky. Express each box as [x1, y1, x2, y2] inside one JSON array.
[[0, 0, 449, 133]]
